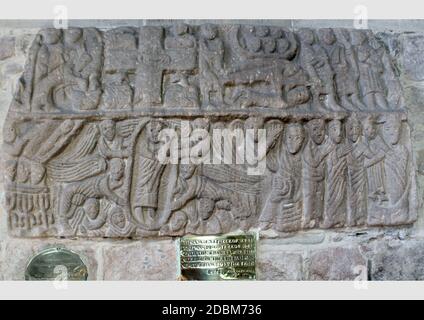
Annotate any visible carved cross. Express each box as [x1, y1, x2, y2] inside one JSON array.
[[134, 26, 197, 107]]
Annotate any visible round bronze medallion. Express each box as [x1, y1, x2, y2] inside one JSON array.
[[25, 247, 88, 281]]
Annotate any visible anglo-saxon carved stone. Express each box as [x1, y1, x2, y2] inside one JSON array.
[[3, 24, 418, 238]]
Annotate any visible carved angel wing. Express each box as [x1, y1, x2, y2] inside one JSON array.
[[33, 120, 84, 163], [46, 155, 106, 183], [202, 164, 262, 195], [46, 123, 105, 182], [264, 119, 284, 172], [117, 118, 151, 151], [116, 119, 141, 138], [52, 123, 100, 162], [265, 119, 284, 150]]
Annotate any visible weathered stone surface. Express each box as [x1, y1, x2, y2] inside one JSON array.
[[366, 240, 424, 280], [7, 26, 406, 113], [400, 34, 424, 82], [102, 239, 177, 280], [0, 37, 15, 61], [3, 63, 24, 76], [257, 250, 303, 280], [0, 24, 418, 240], [0, 239, 98, 280], [308, 246, 367, 280], [260, 230, 326, 244]]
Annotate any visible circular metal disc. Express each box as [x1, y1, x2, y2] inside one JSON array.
[[25, 247, 88, 281]]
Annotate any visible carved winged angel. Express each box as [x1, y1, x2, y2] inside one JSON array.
[[46, 119, 146, 182]]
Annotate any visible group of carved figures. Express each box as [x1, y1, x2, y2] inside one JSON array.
[[2, 111, 416, 237], [2, 24, 416, 238], [11, 25, 403, 113], [260, 114, 416, 232]]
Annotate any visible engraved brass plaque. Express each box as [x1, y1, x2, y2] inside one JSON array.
[[180, 234, 256, 280], [25, 247, 88, 281]]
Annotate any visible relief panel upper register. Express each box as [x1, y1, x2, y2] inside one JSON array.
[[2, 24, 417, 238]]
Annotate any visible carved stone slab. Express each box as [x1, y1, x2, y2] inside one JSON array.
[[2, 24, 417, 238]]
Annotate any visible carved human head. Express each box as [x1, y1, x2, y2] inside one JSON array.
[[110, 208, 126, 229], [198, 198, 215, 220], [109, 158, 124, 180], [179, 164, 196, 180], [346, 115, 362, 143], [307, 119, 326, 145], [286, 123, 305, 154], [245, 34, 261, 53], [192, 118, 210, 131], [200, 24, 218, 40], [40, 28, 62, 45], [277, 37, 290, 54], [262, 38, 277, 53], [255, 26, 270, 37], [169, 211, 187, 232], [284, 63, 299, 77], [100, 119, 116, 141], [212, 121, 226, 131], [5, 160, 17, 182], [318, 28, 336, 45], [190, 118, 210, 149], [328, 119, 343, 144], [61, 120, 74, 135], [363, 116, 377, 140], [84, 198, 100, 220], [270, 27, 284, 38], [245, 117, 264, 143], [297, 28, 315, 45], [64, 28, 83, 44], [350, 29, 367, 46], [17, 161, 30, 183], [30, 163, 46, 185], [172, 23, 189, 36], [147, 119, 165, 143], [244, 117, 264, 131], [3, 121, 17, 143], [382, 115, 403, 145], [357, 45, 371, 62]]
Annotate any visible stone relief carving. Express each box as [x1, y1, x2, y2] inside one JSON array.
[[3, 24, 417, 238]]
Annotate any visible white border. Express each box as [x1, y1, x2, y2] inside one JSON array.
[[0, 281, 423, 300], [1, 0, 424, 19], [1, 0, 424, 300]]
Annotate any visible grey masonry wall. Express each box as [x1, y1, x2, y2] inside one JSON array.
[[1, 19, 424, 280]]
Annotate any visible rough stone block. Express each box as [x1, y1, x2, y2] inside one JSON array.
[[400, 34, 424, 82], [307, 246, 367, 280], [102, 239, 178, 280], [0, 37, 15, 61], [3, 62, 24, 76], [257, 249, 303, 280], [366, 240, 424, 280]]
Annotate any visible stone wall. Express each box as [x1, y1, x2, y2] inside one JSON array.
[[1, 20, 424, 280]]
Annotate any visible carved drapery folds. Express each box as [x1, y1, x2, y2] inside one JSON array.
[[3, 24, 417, 238]]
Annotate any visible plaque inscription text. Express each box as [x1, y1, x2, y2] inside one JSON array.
[[180, 234, 256, 280]]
